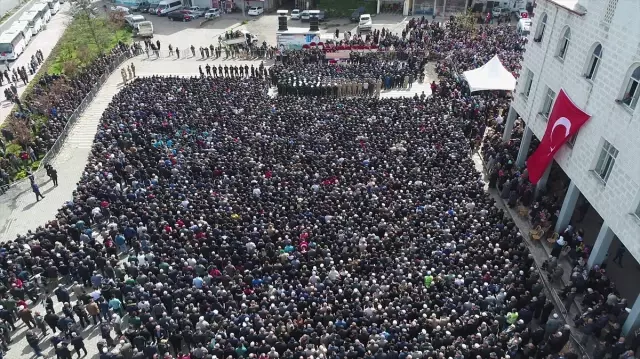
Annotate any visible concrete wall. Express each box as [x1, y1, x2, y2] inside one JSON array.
[[0, 0, 39, 33], [511, 0, 640, 263]]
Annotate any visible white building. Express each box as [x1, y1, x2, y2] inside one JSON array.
[[502, 0, 640, 333]]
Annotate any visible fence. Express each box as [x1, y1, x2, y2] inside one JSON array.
[[0, 52, 133, 195]]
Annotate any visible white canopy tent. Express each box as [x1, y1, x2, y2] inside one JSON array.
[[462, 55, 517, 93]]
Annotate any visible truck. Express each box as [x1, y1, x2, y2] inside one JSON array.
[[219, 29, 257, 46]]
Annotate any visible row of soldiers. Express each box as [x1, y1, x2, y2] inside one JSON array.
[[276, 77, 385, 98]]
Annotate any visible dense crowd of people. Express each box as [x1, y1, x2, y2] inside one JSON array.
[[0, 42, 139, 189], [0, 14, 637, 359]]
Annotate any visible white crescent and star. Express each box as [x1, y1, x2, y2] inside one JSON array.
[[549, 117, 571, 152]]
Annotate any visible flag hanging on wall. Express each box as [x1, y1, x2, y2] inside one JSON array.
[[526, 89, 591, 184]]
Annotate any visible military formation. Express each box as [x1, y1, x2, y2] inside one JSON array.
[[276, 76, 384, 97]]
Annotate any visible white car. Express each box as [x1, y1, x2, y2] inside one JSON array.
[[204, 8, 220, 18], [358, 14, 372, 31], [290, 9, 300, 19], [247, 6, 263, 16], [186, 6, 205, 18]]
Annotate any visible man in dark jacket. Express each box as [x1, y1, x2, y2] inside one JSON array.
[[71, 332, 88, 357]]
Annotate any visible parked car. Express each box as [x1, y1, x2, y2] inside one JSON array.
[[358, 13, 372, 31], [491, 7, 509, 18], [290, 9, 300, 19], [125, 14, 146, 27], [138, 2, 151, 12], [204, 8, 220, 18], [318, 10, 325, 21], [168, 10, 191, 21], [111, 5, 131, 14], [186, 6, 205, 17], [130, 1, 148, 11], [148, 3, 159, 13], [300, 10, 309, 21], [247, 6, 263, 16], [350, 7, 364, 22]]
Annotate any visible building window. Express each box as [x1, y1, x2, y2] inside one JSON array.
[[522, 69, 534, 98], [594, 140, 618, 183], [621, 66, 640, 110], [534, 13, 547, 43], [586, 44, 602, 80], [540, 87, 556, 119], [557, 28, 571, 60], [603, 0, 618, 26]]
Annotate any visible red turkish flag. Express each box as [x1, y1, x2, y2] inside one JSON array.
[[526, 89, 591, 184]]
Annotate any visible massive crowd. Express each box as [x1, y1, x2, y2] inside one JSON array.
[[0, 15, 637, 359]]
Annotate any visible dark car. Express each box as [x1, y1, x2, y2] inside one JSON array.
[[318, 10, 326, 21], [350, 7, 365, 21], [148, 2, 159, 14], [168, 10, 191, 21], [137, 1, 150, 12]]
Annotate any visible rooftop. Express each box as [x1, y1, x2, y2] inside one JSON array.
[[547, 0, 587, 15]]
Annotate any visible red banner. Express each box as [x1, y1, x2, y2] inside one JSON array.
[[526, 89, 591, 184]]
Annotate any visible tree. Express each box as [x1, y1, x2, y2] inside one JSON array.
[[7, 118, 33, 149], [457, 9, 477, 34], [67, 0, 107, 55]]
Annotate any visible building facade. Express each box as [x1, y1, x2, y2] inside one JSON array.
[[503, 0, 640, 333]]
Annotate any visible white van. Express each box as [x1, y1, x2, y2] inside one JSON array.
[[9, 21, 33, 44], [155, 0, 182, 15], [30, 2, 52, 23], [19, 11, 44, 34], [517, 18, 532, 38], [134, 20, 153, 37]]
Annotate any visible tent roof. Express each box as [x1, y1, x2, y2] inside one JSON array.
[[462, 55, 517, 93]]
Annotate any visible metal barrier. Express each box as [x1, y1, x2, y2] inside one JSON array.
[[0, 52, 133, 195]]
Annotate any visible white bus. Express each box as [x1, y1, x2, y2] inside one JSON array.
[[42, 0, 60, 15], [9, 21, 33, 44], [30, 3, 52, 22], [19, 11, 44, 34], [0, 31, 27, 61]]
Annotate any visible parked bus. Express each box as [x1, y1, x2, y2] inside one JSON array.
[[0, 31, 27, 61], [42, 0, 60, 15], [8, 21, 33, 44], [19, 11, 44, 34], [30, 2, 52, 22]]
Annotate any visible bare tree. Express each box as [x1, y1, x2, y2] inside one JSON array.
[[7, 119, 33, 149], [67, 0, 106, 55]]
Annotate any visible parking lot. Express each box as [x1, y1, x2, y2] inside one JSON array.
[[130, 9, 412, 49]]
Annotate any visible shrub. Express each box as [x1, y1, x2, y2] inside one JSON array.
[[5, 143, 22, 156], [14, 170, 27, 180]]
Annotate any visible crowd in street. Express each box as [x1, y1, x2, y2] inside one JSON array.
[[0, 15, 637, 359]]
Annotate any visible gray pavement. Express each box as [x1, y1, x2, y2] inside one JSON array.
[[0, 3, 71, 126]]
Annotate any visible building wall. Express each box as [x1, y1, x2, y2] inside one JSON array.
[[511, 0, 640, 261]]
